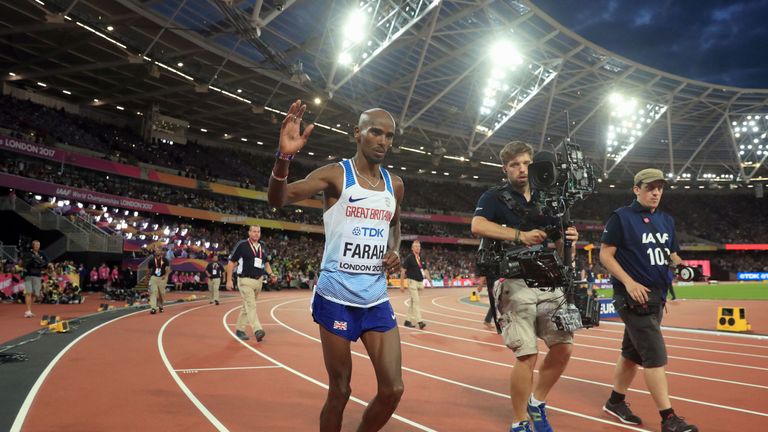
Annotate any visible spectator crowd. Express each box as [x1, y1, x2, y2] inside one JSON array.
[[2, 94, 768, 283]]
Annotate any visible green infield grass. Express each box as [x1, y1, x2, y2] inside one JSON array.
[[596, 282, 768, 300]]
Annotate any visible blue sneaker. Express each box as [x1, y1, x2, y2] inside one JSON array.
[[510, 420, 533, 432], [527, 401, 553, 432]]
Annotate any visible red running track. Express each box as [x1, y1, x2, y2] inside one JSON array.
[[12, 288, 768, 431]]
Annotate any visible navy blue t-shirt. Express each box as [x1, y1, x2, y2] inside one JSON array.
[[229, 239, 271, 278], [473, 183, 561, 240], [601, 200, 679, 297]]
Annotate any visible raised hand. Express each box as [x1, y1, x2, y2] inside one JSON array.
[[279, 99, 315, 155]]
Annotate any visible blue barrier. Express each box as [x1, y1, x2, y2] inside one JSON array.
[[737, 272, 768, 281], [598, 298, 619, 318]]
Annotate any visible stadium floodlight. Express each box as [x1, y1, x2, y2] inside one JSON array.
[[729, 114, 768, 178], [468, 40, 558, 152], [698, 172, 735, 182], [603, 92, 666, 174], [329, 0, 441, 92], [341, 8, 368, 44]]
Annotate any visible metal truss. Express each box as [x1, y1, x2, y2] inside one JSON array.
[[469, 59, 559, 153], [326, 0, 442, 94]]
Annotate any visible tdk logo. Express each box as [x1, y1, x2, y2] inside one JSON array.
[[352, 226, 385, 238]]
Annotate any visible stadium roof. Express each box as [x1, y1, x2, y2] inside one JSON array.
[[2, 0, 767, 186]]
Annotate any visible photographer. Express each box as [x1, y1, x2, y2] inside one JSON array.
[[471, 141, 578, 432], [599, 169, 697, 432]]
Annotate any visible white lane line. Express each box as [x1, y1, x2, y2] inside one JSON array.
[[588, 326, 768, 349], [430, 293, 768, 343], [431, 296, 486, 316], [400, 313, 768, 372], [395, 316, 768, 388], [272, 299, 653, 432], [157, 296, 300, 432], [574, 334, 768, 359], [416, 304, 482, 323], [227, 323, 282, 326], [306, 296, 768, 417], [422, 296, 768, 389], [598, 319, 768, 342], [174, 366, 282, 372], [10, 300, 202, 432], [224, 305, 437, 432], [421, 298, 768, 356], [397, 340, 768, 416], [158, 303, 230, 432]]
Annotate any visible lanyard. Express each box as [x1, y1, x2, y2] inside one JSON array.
[[155, 258, 161, 269], [248, 240, 262, 259], [415, 254, 422, 269]]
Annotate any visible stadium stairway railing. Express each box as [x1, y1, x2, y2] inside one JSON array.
[[0, 196, 123, 260]]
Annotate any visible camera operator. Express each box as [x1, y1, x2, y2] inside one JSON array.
[[471, 141, 578, 432], [599, 168, 697, 432]]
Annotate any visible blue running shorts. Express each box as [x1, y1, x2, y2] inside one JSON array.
[[311, 293, 397, 341]]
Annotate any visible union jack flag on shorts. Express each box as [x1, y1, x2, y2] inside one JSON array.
[[333, 320, 348, 331]]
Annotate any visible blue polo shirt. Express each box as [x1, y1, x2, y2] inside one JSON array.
[[473, 183, 561, 240], [601, 200, 679, 297]]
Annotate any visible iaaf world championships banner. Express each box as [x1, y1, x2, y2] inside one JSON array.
[[0, 172, 324, 234], [0, 135, 322, 209], [2, 135, 481, 223]]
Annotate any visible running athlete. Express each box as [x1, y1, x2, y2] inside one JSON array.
[[268, 100, 404, 432]]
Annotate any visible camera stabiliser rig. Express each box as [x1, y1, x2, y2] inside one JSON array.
[[477, 136, 600, 332]]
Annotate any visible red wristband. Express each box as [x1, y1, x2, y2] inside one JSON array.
[[276, 151, 295, 161]]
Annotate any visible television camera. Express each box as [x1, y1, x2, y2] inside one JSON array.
[[477, 138, 599, 331]]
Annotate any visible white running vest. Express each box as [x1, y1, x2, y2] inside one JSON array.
[[315, 159, 396, 307]]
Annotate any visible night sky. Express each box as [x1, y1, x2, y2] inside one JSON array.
[[533, 0, 768, 88]]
